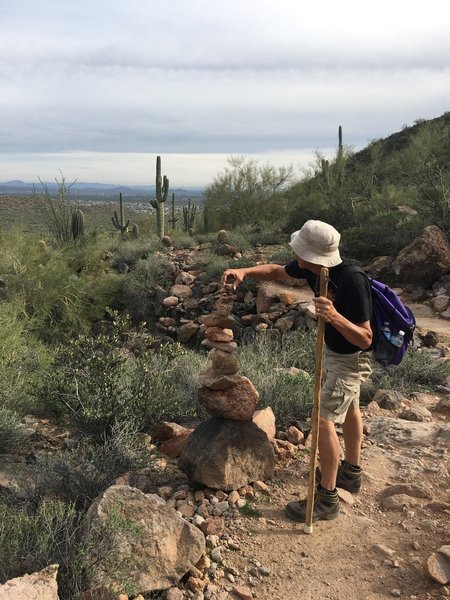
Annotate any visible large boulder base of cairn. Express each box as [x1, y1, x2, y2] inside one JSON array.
[[84, 485, 205, 593], [178, 417, 275, 490]]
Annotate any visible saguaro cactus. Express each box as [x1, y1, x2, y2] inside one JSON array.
[[182, 199, 197, 235], [168, 192, 178, 230], [150, 156, 169, 239], [71, 209, 85, 240], [111, 192, 130, 234]]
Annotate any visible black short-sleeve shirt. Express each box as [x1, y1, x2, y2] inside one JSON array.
[[285, 260, 372, 354]]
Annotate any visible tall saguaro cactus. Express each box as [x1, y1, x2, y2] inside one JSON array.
[[168, 192, 178, 230], [150, 156, 169, 239], [111, 192, 130, 234]]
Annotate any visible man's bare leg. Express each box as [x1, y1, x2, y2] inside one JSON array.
[[318, 417, 341, 490], [342, 407, 363, 467]]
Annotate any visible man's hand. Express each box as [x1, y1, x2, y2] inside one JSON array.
[[313, 295, 337, 324], [221, 268, 246, 289]]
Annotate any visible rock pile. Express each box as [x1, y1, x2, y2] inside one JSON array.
[[179, 285, 275, 490]]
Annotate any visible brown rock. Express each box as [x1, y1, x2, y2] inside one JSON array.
[[252, 407, 276, 440], [198, 376, 259, 420], [381, 483, 433, 500], [158, 430, 193, 458], [210, 348, 239, 374], [177, 322, 200, 343], [0, 565, 59, 600], [155, 422, 189, 442], [166, 588, 184, 600], [203, 313, 236, 328], [169, 284, 193, 300], [179, 418, 275, 491], [198, 367, 241, 390], [394, 225, 450, 287], [204, 327, 234, 343], [84, 485, 205, 592], [201, 339, 238, 353], [214, 296, 235, 316], [199, 516, 226, 536], [233, 585, 254, 600], [256, 286, 279, 314], [381, 494, 422, 511], [427, 546, 450, 584], [286, 425, 304, 445]]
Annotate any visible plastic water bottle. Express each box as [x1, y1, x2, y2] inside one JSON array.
[[381, 322, 391, 340], [390, 330, 405, 348]]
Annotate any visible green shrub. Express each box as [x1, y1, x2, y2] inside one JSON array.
[[109, 236, 162, 269], [44, 317, 207, 435], [122, 253, 174, 323], [0, 300, 52, 412], [268, 247, 294, 264], [341, 213, 423, 260], [237, 330, 316, 425], [0, 498, 86, 597], [26, 422, 148, 509], [197, 252, 254, 284], [363, 348, 450, 400], [0, 408, 30, 453]]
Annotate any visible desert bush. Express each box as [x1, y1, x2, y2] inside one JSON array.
[[237, 330, 316, 425], [109, 236, 162, 269], [247, 228, 287, 246], [341, 212, 423, 260], [268, 247, 294, 264], [0, 498, 86, 596], [0, 300, 52, 412], [122, 253, 175, 323], [0, 492, 155, 599], [0, 408, 30, 453], [362, 348, 450, 400], [45, 316, 206, 435], [36, 173, 83, 245], [197, 252, 254, 284], [25, 422, 148, 509], [0, 229, 121, 341]]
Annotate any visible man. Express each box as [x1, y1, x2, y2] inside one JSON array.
[[221, 220, 373, 523]]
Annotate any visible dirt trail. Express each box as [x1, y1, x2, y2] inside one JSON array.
[[224, 424, 449, 600]]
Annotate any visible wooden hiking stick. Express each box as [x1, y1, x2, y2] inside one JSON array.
[[304, 266, 329, 534]]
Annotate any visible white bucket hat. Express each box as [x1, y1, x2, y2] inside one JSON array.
[[289, 220, 342, 267]]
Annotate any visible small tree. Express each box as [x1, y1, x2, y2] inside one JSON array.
[[202, 155, 293, 231]]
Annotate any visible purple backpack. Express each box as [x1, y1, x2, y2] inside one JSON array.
[[340, 267, 416, 366]]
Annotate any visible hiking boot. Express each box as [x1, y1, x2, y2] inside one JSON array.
[[284, 486, 340, 523], [315, 460, 362, 494]]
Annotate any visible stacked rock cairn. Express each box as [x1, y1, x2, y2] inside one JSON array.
[[197, 284, 260, 420], [179, 284, 275, 491]]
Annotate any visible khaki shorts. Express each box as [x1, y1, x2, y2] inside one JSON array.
[[320, 348, 373, 423]]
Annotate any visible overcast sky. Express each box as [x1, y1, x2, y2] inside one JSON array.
[[1, 0, 449, 186]]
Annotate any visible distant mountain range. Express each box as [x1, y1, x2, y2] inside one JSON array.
[[0, 180, 204, 198]]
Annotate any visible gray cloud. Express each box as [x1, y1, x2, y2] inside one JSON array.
[[1, 0, 449, 183]]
